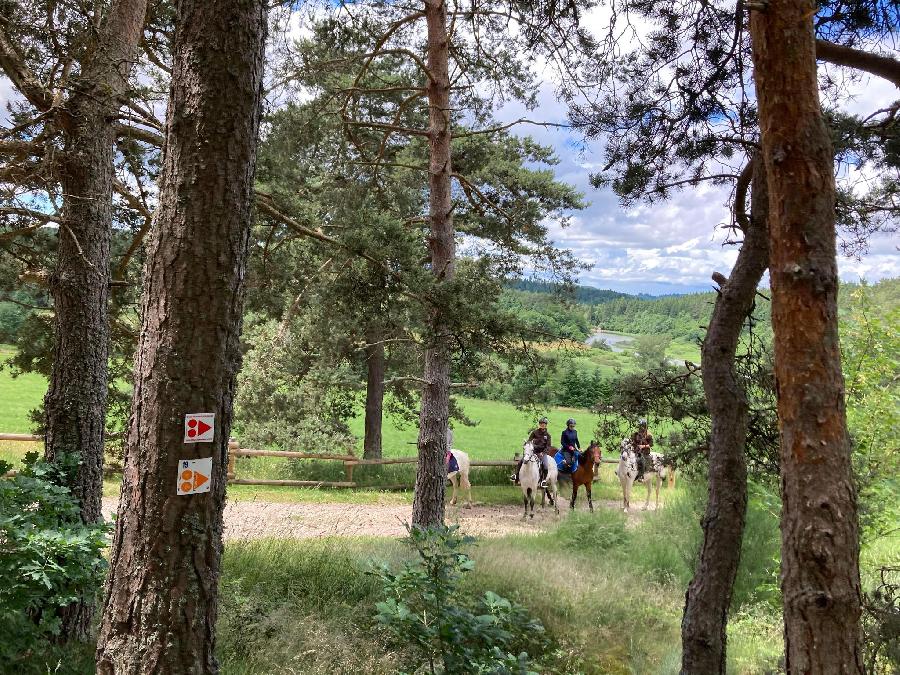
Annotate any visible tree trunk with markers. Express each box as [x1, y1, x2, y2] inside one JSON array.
[[681, 157, 769, 674], [95, 0, 266, 671], [412, 0, 454, 528], [750, 1, 864, 671]]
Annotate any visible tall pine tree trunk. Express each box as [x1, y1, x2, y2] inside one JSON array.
[[364, 326, 385, 459], [750, 2, 863, 671], [95, 0, 266, 671], [412, 0, 454, 527], [45, 0, 148, 524], [42, 0, 147, 641], [681, 157, 769, 673]]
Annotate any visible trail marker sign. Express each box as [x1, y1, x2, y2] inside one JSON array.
[[184, 413, 215, 443], [177, 457, 212, 495]]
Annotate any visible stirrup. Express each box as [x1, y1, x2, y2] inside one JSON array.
[[539, 479, 548, 489]]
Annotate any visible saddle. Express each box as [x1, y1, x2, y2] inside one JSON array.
[[554, 449, 579, 474], [446, 451, 459, 475]]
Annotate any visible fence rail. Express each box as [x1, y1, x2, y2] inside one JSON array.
[[2, 433, 621, 487]]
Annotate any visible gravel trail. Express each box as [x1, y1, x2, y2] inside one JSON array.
[[99, 497, 650, 541]]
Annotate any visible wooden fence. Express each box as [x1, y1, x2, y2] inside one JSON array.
[[2, 433, 623, 488], [226, 444, 524, 489]]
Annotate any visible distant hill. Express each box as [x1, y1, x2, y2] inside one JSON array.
[[507, 279, 649, 304], [507, 277, 899, 343]]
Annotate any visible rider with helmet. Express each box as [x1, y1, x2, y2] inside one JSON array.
[[511, 417, 551, 487], [632, 418, 654, 481], [560, 418, 580, 471]]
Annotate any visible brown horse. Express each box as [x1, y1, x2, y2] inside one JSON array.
[[559, 441, 602, 512]]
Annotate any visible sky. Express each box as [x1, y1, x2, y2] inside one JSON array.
[[2, 10, 897, 297], [485, 13, 900, 295]]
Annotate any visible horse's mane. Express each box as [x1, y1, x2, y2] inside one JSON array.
[[578, 441, 600, 463]]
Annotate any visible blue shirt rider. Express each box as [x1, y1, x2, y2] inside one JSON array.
[[560, 418, 580, 471]]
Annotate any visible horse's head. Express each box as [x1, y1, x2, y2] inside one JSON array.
[[522, 441, 537, 461], [619, 437, 636, 462], [581, 440, 602, 465]]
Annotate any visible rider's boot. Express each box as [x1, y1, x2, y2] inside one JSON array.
[[510, 459, 522, 485], [539, 465, 548, 489]]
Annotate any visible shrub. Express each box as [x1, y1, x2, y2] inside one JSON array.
[[0, 452, 109, 665], [372, 525, 548, 674], [862, 566, 900, 674], [555, 509, 628, 552], [630, 481, 781, 609]]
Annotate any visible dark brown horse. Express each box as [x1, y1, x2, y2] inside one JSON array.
[[559, 441, 602, 512]]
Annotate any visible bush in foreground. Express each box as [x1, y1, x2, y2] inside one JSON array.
[[0, 452, 108, 670], [372, 525, 548, 674]]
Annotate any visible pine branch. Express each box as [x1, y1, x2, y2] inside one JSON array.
[[0, 26, 54, 111], [816, 39, 900, 88]]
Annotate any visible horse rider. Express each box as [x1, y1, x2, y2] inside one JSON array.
[[511, 417, 551, 487], [632, 418, 654, 482], [560, 418, 580, 471]]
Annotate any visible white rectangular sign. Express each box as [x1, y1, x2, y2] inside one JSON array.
[[177, 457, 213, 495], [184, 413, 215, 443]]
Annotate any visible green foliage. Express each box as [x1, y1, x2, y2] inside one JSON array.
[[235, 319, 360, 453], [0, 452, 109, 664], [555, 510, 628, 552], [628, 481, 781, 610], [862, 566, 900, 674], [630, 333, 671, 370], [498, 289, 591, 341], [841, 283, 900, 540], [371, 525, 547, 674]]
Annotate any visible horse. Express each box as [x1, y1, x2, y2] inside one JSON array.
[[519, 441, 544, 519], [447, 449, 472, 508], [615, 437, 670, 512], [557, 441, 602, 512]]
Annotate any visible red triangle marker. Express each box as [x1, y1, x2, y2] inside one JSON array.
[[195, 419, 212, 436], [193, 471, 209, 490]]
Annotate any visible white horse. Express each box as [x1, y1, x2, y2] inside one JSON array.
[[519, 442, 542, 519], [615, 437, 670, 512], [447, 449, 472, 508]]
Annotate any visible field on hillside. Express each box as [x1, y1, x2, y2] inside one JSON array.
[[0, 345, 45, 434]]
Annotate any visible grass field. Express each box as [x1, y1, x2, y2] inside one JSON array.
[[0, 342, 678, 492], [0, 345, 45, 434]]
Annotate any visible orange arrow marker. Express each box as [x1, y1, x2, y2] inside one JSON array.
[[193, 471, 209, 490]]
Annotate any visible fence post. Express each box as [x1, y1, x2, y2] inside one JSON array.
[[227, 438, 238, 481], [344, 446, 355, 484]]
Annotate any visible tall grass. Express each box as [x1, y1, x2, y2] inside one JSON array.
[[213, 490, 785, 674]]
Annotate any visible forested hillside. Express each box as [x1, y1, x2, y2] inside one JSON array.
[[505, 277, 899, 343]]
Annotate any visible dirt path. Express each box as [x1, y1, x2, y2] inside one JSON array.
[[99, 498, 651, 541]]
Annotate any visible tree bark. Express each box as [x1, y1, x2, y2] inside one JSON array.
[[681, 157, 769, 674], [364, 326, 386, 459], [412, 0, 454, 528], [44, 0, 148, 524], [40, 0, 148, 641], [95, 0, 266, 671], [750, 3, 864, 672]]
